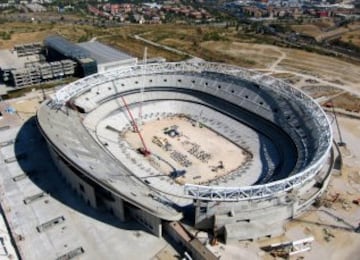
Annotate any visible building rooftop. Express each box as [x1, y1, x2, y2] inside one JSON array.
[[0, 50, 40, 71], [44, 35, 91, 60], [77, 41, 134, 64]]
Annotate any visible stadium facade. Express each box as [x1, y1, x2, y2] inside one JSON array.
[[37, 61, 334, 242]]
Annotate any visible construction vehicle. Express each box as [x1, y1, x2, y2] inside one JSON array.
[[262, 237, 314, 258], [210, 161, 225, 172], [152, 136, 172, 151], [352, 198, 360, 205], [164, 125, 179, 137], [152, 136, 164, 148]]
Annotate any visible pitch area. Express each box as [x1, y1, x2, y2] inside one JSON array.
[[123, 115, 251, 185]]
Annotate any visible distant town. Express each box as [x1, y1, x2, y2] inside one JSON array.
[[0, 0, 360, 91], [0, 0, 359, 25]]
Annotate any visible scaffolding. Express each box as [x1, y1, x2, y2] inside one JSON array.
[[14, 42, 42, 57], [11, 59, 76, 88]]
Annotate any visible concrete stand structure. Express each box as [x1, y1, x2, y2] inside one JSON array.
[[37, 61, 334, 244]]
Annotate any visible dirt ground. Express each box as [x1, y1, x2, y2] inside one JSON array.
[[199, 40, 360, 112], [291, 24, 324, 38], [9, 96, 42, 121], [200, 41, 281, 69], [0, 90, 43, 127], [0, 22, 95, 49], [198, 41, 360, 91], [131, 25, 360, 112], [341, 30, 360, 47], [292, 21, 360, 43], [134, 26, 360, 97], [0, 101, 21, 128], [331, 93, 360, 113], [300, 85, 342, 99], [123, 116, 249, 185], [277, 49, 360, 87]]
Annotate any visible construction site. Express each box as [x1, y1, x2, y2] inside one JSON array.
[[124, 115, 251, 185], [0, 23, 359, 260], [26, 59, 337, 258], [0, 36, 137, 91], [0, 42, 76, 89]]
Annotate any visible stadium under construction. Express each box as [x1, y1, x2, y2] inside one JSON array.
[[36, 60, 335, 245]]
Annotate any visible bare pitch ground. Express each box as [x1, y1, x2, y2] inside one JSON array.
[[123, 115, 251, 185]]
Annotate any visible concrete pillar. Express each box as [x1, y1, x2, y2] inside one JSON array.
[[112, 197, 126, 221], [129, 207, 162, 237]]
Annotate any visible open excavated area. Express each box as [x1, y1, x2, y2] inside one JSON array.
[[123, 115, 250, 185]]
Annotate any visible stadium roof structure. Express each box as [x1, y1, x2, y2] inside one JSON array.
[[77, 41, 134, 65]]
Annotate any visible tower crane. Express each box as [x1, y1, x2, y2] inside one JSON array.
[[120, 95, 150, 156]]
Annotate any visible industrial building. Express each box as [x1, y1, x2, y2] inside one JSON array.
[[77, 41, 137, 73], [0, 36, 138, 89], [11, 60, 76, 88], [44, 35, 98, 77], [14, 42, 42, 57], [0, 46, 41, 87], [44, 36, 137, 76], [0, 42, 76, 88]]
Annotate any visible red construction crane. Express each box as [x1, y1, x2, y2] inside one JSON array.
[[120, 96, 150, 156]]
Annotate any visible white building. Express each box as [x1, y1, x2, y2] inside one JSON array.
[[77, 41, 138, 73]]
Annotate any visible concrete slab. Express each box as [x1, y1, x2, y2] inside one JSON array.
[[0, 50, 39, 70], [0, 117, 176, 260], [0, 85, 7, 96]]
